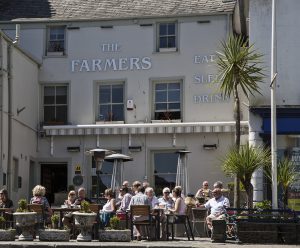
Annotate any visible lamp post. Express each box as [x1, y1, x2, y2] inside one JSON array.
[[86, 149, 115, 203]]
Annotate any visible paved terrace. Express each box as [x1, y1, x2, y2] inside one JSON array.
[[0, 238, 295, 248]]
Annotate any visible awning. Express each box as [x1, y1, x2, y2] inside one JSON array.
[[43, 121, 248, 136]]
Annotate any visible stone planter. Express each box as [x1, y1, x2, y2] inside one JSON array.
[[39, 229, 70, 241], [13, 212, 37, 241], [73, 211, 97, 242], [99, 229, 131, 242], [0, 229, 16, 241]]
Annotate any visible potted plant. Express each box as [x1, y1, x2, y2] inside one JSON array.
[[98, 216, 131, 242], [73, 201, 97, 241], [13, 198, 37, 241], [39, 214, 70, 241], [0, 216, 16, 241]]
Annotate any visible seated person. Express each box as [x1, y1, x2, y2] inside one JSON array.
[[62, 190, 77, 228], [0, 189, 13, 208], [100, 188, 116, 227], [158, 187, 174, 209], [116, 186, 132, 213], [195, 181, 212, 203], [74, 187, 91, 206], [201, 187, 230, 232], [145, 187, 159, 209], [30, 185, 53, 225]]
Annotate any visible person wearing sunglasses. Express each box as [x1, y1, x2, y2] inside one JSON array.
[[195, 181, 212, 203], [158, 187, 174, 209]]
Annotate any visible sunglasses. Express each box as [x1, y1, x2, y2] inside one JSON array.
[[164, 192, 170, 194]]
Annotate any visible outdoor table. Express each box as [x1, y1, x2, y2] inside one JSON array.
[[0, 208, 14, 228], [51, 207, 80, 229], [151, 208, 165, 240]]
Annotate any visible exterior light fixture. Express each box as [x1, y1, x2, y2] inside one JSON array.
[[203, 144, 217, 150]]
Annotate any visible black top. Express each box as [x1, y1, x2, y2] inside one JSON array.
[[74, 197, 92, 205], [0, 199, 13, 208]]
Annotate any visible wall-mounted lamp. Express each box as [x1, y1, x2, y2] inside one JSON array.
[[67, 146, 80, 152], [129, 146, 142, 152], [203, 144, 217, 150]]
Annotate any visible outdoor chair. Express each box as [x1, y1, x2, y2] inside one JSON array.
[[191, 208, 209, 237], [130, 205, 157, 241], [28, 204, 45, 229], [90, 204, 102, 239], [166, 213, 194, 241]]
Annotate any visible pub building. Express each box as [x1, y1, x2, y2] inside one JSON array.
[[0, 0, 250, 205]]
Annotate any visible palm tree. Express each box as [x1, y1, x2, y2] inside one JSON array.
[[222, 143, 271, 208], [265, 158, 296, 209], [216, 35, 265, 207]]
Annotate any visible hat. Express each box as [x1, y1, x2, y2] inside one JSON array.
[[162, 187, 170, 193]]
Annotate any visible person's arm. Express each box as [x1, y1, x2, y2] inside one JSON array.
[[111, 198, 116, 212]]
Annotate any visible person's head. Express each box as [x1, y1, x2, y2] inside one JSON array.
[[132, 181, 141, 191], [78, 187, 86, 199], [0, 189, 9, 201], [68, 190, 76, 201], [162, 187, 171, 198], [202, 181, 209, 189], [213, 181, 223, 189], [172, 186, 182, 198], [142, 181, 150, 188], [104, 188, 114, 199], [119, 186, 129, 196], [32, 185, 46, 197], [145, 187, 154, 198], [212, 188, 222, 199], [122, 181, 129, 187]]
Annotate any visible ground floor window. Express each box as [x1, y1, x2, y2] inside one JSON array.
[[153, 151, 178, 196]]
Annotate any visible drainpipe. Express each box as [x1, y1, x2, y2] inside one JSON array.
[[0, 34, 3, 181], [7, 43, 12, 195]]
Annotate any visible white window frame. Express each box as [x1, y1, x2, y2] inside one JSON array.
[[157, 22, 178, 52], [46, 26, 66, 56], [43, 84, 68, 125], [152, 80, 182, 121], [96, 82, 125, 123]]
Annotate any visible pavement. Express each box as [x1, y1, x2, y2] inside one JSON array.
[[0, 237, 297, 248]]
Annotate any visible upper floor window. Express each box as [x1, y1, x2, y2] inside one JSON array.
[[157, 22, 177, 52], [153, 81, 181, 120], [43, 85, 68, 125], [98, 83, 124, 122], [47, 26, 66, 55]]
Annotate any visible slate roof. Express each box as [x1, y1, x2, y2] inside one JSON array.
[[0, 0, 236, 22]]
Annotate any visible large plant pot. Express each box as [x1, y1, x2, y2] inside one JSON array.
[[99, 229, 131, 242], [0, 229, 16, 241], [13, 212, 37, 241], [39, 229, 70, 241], [73, 211, 97, 241]]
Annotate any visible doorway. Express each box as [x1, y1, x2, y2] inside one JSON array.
[[41, 163, 67, 205]]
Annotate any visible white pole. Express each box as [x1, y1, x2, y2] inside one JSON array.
[[271, 0, 278, 209]]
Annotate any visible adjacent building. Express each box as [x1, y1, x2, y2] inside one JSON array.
[[0, 0, 249, 204]]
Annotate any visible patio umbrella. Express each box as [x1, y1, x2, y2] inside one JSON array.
[[175, 150, 191, 195], [104, 153, 133, 191], [85, 149, 116, 203]]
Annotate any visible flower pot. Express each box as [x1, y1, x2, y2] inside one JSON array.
[[99, 229, 131, 242], [73, 211, 97, 241], [39, 229, 70, 241], [13, 212, 37, 241]]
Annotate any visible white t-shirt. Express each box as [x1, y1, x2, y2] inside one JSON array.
[[204, 195, 230, 216]]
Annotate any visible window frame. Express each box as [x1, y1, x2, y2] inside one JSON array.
[[46, 25, 66, 56], [156, 21, 178, 52], [42, 84, 69, 125], [96, 82, 125, 123], [152, 79, 182, 121]]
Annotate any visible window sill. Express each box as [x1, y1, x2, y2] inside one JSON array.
[[151, 119, 182, 123], [43, 121, 66, 126], [159, 47, 177, 52], [96, 121, 125, 124], [45, 52, 66, 57]]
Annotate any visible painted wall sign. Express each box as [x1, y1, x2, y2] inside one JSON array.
[[193, 74, 217, 84], [193, 94, 229, 103], [194, 54, 215, 64]]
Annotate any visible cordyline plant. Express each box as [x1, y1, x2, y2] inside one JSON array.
[[221, 143, 271, 208], [216, 35, 265, 207]]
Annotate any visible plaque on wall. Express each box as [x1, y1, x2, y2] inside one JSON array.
[[73, 175, 83, 186]]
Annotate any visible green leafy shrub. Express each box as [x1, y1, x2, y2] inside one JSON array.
[[16, 199, 28, 212], [0, 216, 5, 229], [51, 214, 59, 224], [109, 216, 120, 230], [80, 201, 91, 213], [254, 200, 271, 210]]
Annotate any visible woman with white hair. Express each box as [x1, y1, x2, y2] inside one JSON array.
[[30, 185, 53, 224], [158, 187, 174, 209]]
